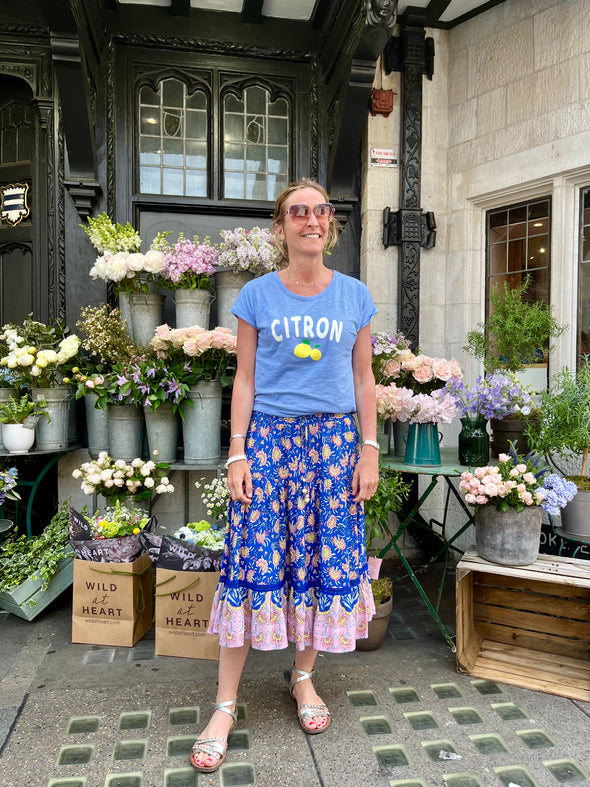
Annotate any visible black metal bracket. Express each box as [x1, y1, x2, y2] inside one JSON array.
[[382, 207, 436, 249]]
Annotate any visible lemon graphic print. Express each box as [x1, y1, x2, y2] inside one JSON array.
[[293, 339, 322, 361]]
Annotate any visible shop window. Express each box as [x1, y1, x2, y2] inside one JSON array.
[[138, 78, 208, 197], [579, 188, 590, 359], [486, 198, 551, 384], [222, 85, 289, 201]]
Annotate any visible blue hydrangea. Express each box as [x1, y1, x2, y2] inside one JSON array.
[[540, 473, 578, 515]]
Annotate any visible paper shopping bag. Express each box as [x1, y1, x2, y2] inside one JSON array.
[[154, 568, 220, 660], [71, 554, 153, 647]]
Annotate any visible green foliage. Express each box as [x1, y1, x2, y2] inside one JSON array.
[[0, 394, 47, 424], [464, 276, 566, 373], [371, 576, 393, 606], [0, 502, 71, 605], [525, 356, 590, 480], [364, 466, 411, 552]]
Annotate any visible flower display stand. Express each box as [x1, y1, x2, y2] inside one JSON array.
[[0, 554, 73, 621], [456, 550, 590, 702]]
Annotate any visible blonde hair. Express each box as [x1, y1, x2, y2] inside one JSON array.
[[272, 178, 340, 267]]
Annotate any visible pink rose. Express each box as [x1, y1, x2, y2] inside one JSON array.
[[465, 493, 476, 504], [449, 359, 462, 378], [401, 354, 420, 371], [383, 359, 401, 378], [475, 495, 488, 505], [412, 364, 435, 384], [432, 358, 452, 381]]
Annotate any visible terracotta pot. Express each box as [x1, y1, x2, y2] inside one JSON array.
[[356, 596, 393, 651]]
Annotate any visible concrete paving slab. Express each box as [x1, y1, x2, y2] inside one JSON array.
[[1, 564, 590, 787]]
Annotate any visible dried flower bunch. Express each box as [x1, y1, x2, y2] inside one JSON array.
[[0, 318, 80, 388], [72, 451, 174, 504], [76, 304, 137, 367], [160, 233, 219, 291], [218, 226, 278, 275]]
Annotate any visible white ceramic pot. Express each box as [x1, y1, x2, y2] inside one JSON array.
[[2, 423, 35, 454]]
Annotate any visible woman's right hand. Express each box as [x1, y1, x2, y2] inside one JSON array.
[[227, 459, 252, 506]]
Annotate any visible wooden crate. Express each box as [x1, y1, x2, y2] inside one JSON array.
[[456, 550, 590, 702], [0, 555, 74, 621]]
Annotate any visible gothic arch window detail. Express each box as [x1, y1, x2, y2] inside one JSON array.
[[138, 77, 208, 197], [223, 84, 290, 201]]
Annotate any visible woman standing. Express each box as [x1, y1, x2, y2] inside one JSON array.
[[191, 178, 379, 773]]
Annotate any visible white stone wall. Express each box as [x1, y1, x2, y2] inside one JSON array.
[[362, 0, 590, 549]]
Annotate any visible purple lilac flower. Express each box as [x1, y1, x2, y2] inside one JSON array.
[[540, 473, 578, 515]]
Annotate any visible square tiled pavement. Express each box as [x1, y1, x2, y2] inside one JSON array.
[[2, 564, 590, 786]]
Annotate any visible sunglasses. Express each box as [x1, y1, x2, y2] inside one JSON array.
[[283, 202, 335, 219]]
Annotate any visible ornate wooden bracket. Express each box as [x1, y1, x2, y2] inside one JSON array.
[[382, 9, 434, 349]]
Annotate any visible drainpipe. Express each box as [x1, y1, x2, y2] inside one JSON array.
[[382, 8, 435, 349]]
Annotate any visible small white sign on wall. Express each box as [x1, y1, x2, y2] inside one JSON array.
[[370, 148, 398, 167]]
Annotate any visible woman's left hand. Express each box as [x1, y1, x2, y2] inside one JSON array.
[[352, 447, 379, 502]]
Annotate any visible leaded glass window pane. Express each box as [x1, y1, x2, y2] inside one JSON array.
[[223, 85, 290, 201], [486, 198, 551, 378], [138, 78, 207, 197]]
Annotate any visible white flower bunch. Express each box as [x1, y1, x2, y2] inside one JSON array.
[[82, 212, 142, 254], [89, 249, 165, 286], [72, 451, 174, 502], [218, 226, 278, 275], [194, 476, 230, 524], [0, 326, 81, 387]]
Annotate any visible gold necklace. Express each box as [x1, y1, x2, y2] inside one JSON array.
[[285, 267, 319, 288]]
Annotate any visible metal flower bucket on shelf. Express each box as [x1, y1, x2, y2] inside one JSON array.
[[174, 288, 213, 330]]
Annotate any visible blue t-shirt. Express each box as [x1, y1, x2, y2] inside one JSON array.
[[231, 270, 377, 417]]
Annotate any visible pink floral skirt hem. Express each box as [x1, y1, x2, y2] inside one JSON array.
[[207, 579, 376, 653]]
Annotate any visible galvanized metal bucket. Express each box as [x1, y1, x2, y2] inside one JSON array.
[[174, 288, 213, 330], [144, 403, 179, 463], [107, 404, 144, 462], [182, 380, 222, 466]]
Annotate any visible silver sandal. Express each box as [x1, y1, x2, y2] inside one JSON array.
[[288, 667, 331, 735], [190, 699, 237, 773]]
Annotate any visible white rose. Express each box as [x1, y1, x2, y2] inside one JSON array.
[[143, 249, 164, 273], [144, 477, 155, 488], [72, 469, 82, 478], [17, 353, 34, 367]]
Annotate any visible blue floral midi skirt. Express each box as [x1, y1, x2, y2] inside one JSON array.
[[207, 411, 375, 652]]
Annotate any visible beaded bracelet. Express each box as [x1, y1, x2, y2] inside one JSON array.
[[225, 453, 247, 468], [362, 439, 380, 450], [229, 434, 247, 441]]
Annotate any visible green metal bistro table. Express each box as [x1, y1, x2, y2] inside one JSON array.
[[379, 447, 475, 651]]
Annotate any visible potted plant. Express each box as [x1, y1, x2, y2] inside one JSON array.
[[458, 446, 576, 565], [525, 356, 590, 536], [444, 372, 535, 462], [150, 324, 237, 465], [357, 466, 411, 651], [216, 226, 278, 330], [0, 502, 73, 620], [159, 233, 219, 330], [0, 317, 81, 450], [0, 394, 48, 453], [464, 275, 566, 377]]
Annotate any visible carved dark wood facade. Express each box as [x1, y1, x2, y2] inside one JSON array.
[[0, 0, 396, 326]]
